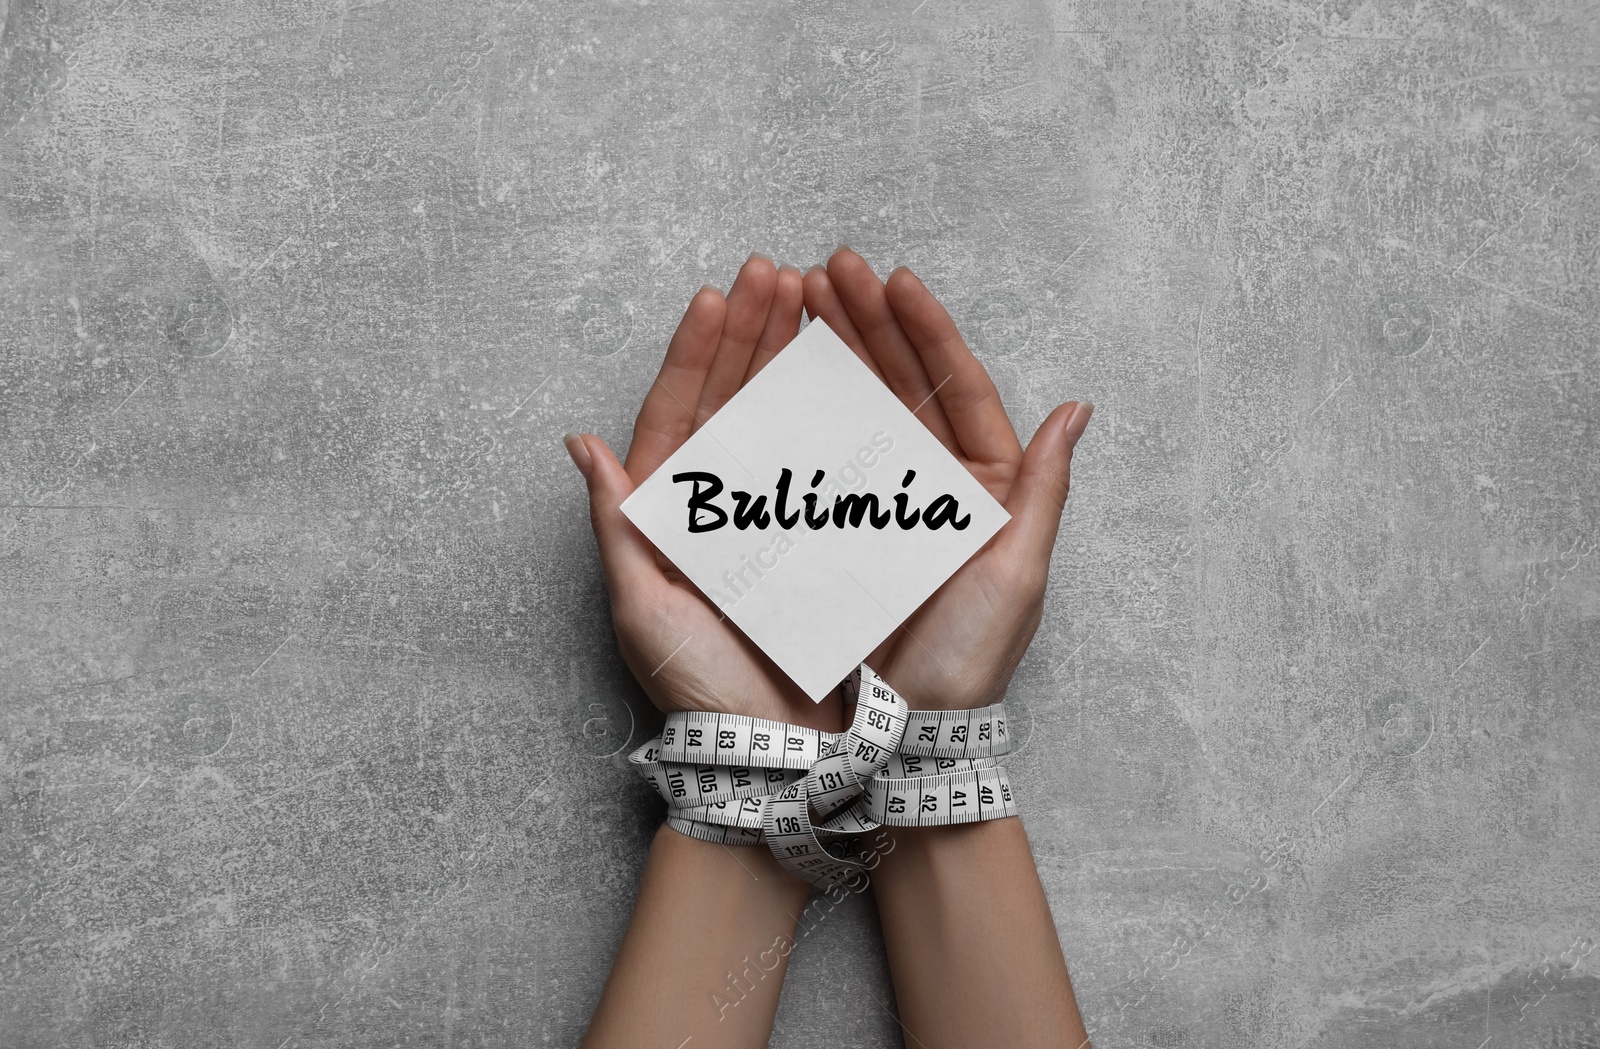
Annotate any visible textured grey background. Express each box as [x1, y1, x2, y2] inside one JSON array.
[[2, 0, 1598, 1045]]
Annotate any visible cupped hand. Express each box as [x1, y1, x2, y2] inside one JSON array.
[[802, 248, 1094, 711], [566, 255, 845, 733]]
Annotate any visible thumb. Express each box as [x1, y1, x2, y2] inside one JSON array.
[[999, 402, 1093, 564], [564, 433, 664, 595]]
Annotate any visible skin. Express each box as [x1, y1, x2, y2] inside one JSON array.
[[565, 256, 840, 734], [802, 249, 1093, 713], [569, 249, 1093, 1048], [804, 248, 1093, 1049], [571, 256, 829, 1049]]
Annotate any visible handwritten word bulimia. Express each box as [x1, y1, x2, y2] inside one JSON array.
[[671, 468, 972, 532]]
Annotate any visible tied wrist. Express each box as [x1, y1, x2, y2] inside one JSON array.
[[628, 665, 1019, 888]]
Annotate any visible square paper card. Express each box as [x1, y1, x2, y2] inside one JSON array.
[[620, 318, 1010, 700]]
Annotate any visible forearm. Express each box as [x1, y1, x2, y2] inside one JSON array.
[[871, 816, 1091, 1049], [582, 824, 813, 1049]]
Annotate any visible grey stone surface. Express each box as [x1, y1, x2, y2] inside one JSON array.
[[3, 0, 1598, 1045]]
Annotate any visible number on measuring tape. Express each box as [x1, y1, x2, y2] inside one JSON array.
[[940, 717, 966, 752]]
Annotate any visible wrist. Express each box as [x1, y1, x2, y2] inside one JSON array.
[[872, 817, 1031, 896], [631, 654, 847, 732], [656, 821, 815, 895], [654, 693, 845, 733], [876, 656, 1019, 713]]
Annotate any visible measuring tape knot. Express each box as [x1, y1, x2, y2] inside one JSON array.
[[628, 663, 1019, 886]]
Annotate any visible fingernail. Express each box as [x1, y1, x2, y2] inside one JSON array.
[[747, 251, 772, 265], [1063, 402, 1095, 448], [833, 243, 854, 256], [562, 433, 592, 478]]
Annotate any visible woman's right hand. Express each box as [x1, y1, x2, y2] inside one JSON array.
[[802, 248, 1094, 712]]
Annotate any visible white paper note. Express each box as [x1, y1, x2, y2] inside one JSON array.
[[620, 319, 1010, 700]]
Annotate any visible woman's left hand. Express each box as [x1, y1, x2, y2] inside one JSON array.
[[566, 255, 844, 732]]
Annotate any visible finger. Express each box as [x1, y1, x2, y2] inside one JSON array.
[[997, 402, 1093, 566], [696, 254, 778, 424], [825, 248, 961, 454], [744, 265, 805, 382], [886, 267, 1023, 465], [566, 433, 668, 604], [801, 264, 886, 382], [624, 287, 726, 483]]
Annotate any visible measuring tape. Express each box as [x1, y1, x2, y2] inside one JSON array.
[[628, 664, 1018, 887]]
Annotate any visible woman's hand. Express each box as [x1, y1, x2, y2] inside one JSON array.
[[565, 255, 844, 732], [803, 248, 1094, 710]]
